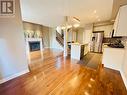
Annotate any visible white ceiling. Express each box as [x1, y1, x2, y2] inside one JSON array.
[[20, 0, 113, 27]]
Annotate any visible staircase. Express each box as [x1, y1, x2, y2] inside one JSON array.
[[56, 31, 64, 47], [56, 30, 72, 55]]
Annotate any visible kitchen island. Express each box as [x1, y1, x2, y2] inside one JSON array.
[[71, 43, 85, 60]]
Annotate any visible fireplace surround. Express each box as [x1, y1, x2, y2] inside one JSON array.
[[26, 38, 43, 63]]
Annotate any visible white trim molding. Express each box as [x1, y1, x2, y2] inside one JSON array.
[[0, 69, 29, 84], [120, 70, 127, 90]]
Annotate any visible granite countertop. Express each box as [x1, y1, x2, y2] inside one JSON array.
[[103, 42, 125, 48], [103, 44, 125, 50]]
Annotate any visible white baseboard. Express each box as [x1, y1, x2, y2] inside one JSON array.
[[49, 47, 64, 51], [104, 65, 121, 71], [120, 70, 127, 90], [0, 69, 29, 84], [44, 47, 50, 48]]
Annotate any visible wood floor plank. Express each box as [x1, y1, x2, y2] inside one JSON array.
[[0, 48, 127, 95]]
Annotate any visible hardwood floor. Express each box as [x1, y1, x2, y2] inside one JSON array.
[[0, 48, 127, 95], [77, 52, 102, 70]]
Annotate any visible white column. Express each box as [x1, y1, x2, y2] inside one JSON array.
[[71, 28, 73, 42], [64, 16, 68, 57], [64, 27, 68, 57]]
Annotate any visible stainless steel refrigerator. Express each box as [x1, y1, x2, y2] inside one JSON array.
[[90, 32, 104, 53]]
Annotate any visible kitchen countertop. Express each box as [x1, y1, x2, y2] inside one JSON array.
[[103, 43, 125, 50], [103, 45, 125, 50]]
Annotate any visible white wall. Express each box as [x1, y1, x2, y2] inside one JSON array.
[[77, 28, 84, 44], [72, 31, 77, 42], [68, 30, 77, 42], [49, 28, 63, 50], [73, 24, 93, 55], [0, 0, 29, 83], [68, 31, 72, 42], [42, 26, 50, 47], [83, 24, 93, 44], [94, 25, 113, 38], [76, 24, 93, 44], [83, 24, 93, 53]]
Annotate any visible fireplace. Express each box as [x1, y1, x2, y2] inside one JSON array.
[[26, 38, 43, 63], [29, 41, 40, 52], [26, 38, 43, 54]]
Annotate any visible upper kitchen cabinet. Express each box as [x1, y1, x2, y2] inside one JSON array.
[[114, 5, 127, 37]]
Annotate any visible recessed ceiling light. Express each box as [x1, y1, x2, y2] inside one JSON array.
[[94, 10, 97, 14], [98, 19, 101, 21]]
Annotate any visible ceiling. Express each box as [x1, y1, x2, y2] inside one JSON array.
[[20, 0, 113, 27]]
